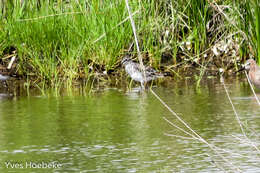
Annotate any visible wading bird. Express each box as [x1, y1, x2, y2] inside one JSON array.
[[121, 56, 165, 88], [0, 74, 9, 81], [237, 59, 260, 88]]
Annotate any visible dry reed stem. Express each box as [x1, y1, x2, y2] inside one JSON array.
[[163, 117, 199, 140], [221, 75, 260, 153], [231, 135, 260, 154], [124, 1, 241, 170], [221, 76, 246, 135], [125, 0, 146, 85], [150, 89, 242, 172], [2, 53, 16, 60], [167, 132, 256, 160], [7, 55, 16, 69]]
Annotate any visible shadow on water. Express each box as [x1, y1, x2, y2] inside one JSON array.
[[0, 77, 259, 172]]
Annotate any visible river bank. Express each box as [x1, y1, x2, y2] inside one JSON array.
[[0, 1, 258, 89]]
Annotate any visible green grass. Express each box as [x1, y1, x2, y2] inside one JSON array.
[[1, 1, 133, 86], [235, 0, 260, 63], [0, 0, 259, 88]]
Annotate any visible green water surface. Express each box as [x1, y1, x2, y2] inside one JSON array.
[[0, 78, 259, 172]]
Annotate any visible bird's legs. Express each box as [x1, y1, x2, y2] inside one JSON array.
[[141, 82, 144, 90], [141, 82, 147, 90]]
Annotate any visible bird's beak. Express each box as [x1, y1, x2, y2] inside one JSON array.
[[234, 65, 245, 74]]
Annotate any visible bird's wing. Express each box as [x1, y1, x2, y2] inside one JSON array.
[[130, 62, 152, 73], [145, 66, 157, 74], [125, 62, 142, 75], [133, 62, 143, 71], [129, 61, 157, 74]]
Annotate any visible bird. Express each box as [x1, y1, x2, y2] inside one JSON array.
[[0, 74, 10, 88], [121, 55, 165, 88], [237, 59, 260, 88], [0, 74, 9, 81]]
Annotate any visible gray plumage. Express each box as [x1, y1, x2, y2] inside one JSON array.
[[0, 74, 9, 81], [244, 59, 260, 88], [121, 56, 164, 88]]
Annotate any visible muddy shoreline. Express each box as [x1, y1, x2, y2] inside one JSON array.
[[0, 66, 246, 97]]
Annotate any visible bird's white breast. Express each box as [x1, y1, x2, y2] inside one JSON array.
[[125, 64, 143, 82]]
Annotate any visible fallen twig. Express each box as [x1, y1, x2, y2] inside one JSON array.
[[7, 56, 16, 69]]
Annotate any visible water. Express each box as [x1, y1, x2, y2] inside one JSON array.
[[0, 78, 260, 172]]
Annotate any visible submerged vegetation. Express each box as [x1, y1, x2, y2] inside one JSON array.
[[0, 0, 260, 88]]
